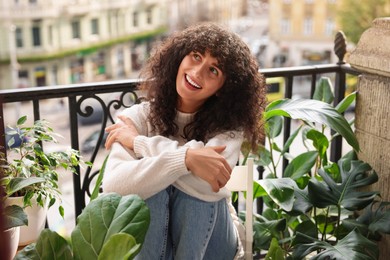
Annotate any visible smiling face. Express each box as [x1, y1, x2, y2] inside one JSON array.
[[176, 51, 226, 113]]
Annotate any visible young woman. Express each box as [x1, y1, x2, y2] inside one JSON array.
[[103, 22, 266, 259]]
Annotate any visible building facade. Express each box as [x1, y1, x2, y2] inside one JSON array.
[[0, 0, 167, 90], [267, 0, 340, 67], [167, 0, 245, 31]]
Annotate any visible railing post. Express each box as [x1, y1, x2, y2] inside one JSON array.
[[282, 75, 293, 172], [68, 95, 84, 219], [331, 31, 348, 162]]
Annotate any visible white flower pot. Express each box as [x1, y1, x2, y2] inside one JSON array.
[[3, 227, 20, 260], [5, 196, 48, 246]]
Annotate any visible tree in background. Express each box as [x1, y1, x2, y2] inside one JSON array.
[[337, 0, 390, 44]]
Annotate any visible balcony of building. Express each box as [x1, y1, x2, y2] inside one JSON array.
[[0, 18, 389, 259]]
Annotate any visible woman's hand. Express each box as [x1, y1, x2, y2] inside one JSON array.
[[185, 146, 232, 192], [105, 115, 139, 150]]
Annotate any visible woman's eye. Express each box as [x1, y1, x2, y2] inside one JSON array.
[[210, 67, 218, 76], [193, 53, 201, 61]]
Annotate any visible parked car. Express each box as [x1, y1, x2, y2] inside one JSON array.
[[81, 130, 108, 153], [5, 127, 28, 149], [78, 106, 104, 125]]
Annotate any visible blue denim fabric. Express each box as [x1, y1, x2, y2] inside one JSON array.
[[136, 186, 237, 260]]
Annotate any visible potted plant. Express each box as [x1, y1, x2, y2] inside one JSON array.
[[14, 192, 150, 260], [1, 203, 28, 260], [1, 115, 90, 246], [239, 77, 390, 259]]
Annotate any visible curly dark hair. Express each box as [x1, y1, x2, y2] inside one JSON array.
[[139, 22, 266, 150]]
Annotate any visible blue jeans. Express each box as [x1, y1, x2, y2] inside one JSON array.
[[136, 186, 237, 260]]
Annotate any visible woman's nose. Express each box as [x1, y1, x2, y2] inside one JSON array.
[[193, 63, 206, 78]]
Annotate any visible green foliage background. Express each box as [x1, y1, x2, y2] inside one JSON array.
[[337, 0, 390, 44]]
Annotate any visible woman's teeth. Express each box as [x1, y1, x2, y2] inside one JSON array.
[[186, 75, 201, 89]]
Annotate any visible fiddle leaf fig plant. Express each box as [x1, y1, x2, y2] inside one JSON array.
[[240, 77, 390, 259], [15, 193, 150, 260], [1, 115, 90, 218]]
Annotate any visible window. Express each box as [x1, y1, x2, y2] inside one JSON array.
[[72, 20, 80, 39], [146, 9, 153, 24], [133, 12, 138, 27], [303, 18, 313, 35], [116, 48, 125, 78], [32, 26, 41, 46], [48, 25, 53, 45], [325, 18, 335, 36], [70, 58, 84, 83], [281, 18, 291, 34], [34, 67, 46, 86], [15, 27, 23, 48], [92, 52, 105, 76], [18, 70, 29, 88], [52, 65, 58, 85], [91, 18, 99, 35]]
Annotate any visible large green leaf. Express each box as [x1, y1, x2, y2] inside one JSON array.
[[292, 230, 379, 260], [336, 91, 357, 113], [281, 125, 302, 155], [3, 205, 28, 230], [98, 233, 140, 260], [264, 99, 359, 151], [6, 177, 46, 196], [308, 159, 379, 210], [289, 186, 313, 215], [295, 219, 318, 239], [306, 129, 329, 163], [71, 193, 150, 260], [15, 229, 73, 260], [258, 178, 296, 211], [343, 201, 390, 237], [266, 116, 283, 139], [251, 215, 287, 251], [265, 238, 285, 260], [283, 151, 318, 179], [313, 77, 334, 104], [91, 155, 109, 201], [366, 202, 390, 235]]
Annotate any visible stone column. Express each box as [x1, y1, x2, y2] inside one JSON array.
[[348, 17, 390, 259]]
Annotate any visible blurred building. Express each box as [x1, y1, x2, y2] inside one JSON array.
[[167, 0, 246, 31], [267, 0, 340, 67], [0, 0, 167, 90]]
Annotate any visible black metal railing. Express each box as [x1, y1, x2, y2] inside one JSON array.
[[0, 32, 361, 221]]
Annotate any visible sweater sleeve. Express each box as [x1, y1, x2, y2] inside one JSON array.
[[102, 142, 190, 199], [102, 102, 191, 199], [134, 131, 244, 171]]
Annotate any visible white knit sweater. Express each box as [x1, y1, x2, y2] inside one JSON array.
[[103, 101, 245, 258]]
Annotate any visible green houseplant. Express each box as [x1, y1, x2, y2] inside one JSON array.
[[15, 192, 150, 260], [1, 115, 89, 245], [240, 77, 390, 259]]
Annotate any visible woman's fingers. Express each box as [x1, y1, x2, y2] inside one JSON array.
[[104, 115, 139, 150], [185, 146, 232, 192]]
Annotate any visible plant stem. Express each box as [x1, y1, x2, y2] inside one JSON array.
[[321, 207, 330, 241], [267, 134, 278, 178], [336, 205, 341, 243], [314, 207, 320, 238]]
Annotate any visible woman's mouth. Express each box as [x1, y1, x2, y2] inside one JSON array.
[[185, 74, 202, 89]]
